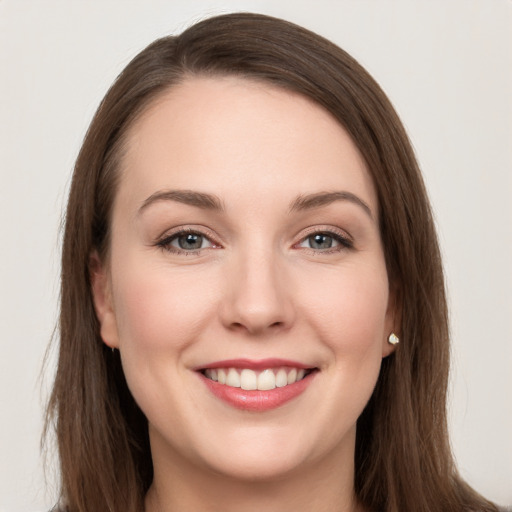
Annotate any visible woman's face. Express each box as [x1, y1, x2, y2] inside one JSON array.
[[92, 77, 396, 481]]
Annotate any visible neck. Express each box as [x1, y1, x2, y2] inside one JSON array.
[[145, 428, 364, 512]]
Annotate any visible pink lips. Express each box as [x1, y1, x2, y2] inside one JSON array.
[[197, 358, 312, 371], [196, 358, 317, 412]]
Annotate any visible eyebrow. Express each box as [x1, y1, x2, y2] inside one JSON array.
[[138, 189, 224, 214], [289, 191, 373, 219], [138, 188, 373, 219]]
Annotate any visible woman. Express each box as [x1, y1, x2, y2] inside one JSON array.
[[45, 12, 501, 512]]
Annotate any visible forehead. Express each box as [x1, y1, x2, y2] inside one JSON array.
[[118, 76, 377, 214]]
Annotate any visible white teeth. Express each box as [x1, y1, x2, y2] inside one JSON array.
[[226, 368, 241, 387], [204, 366, 311, 390], [240, 369, 258, 390], [275, 369, 288, 388], [258, 369, 276, 390], [287, 368, 297, 384]]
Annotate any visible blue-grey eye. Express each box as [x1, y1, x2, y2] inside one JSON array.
[[304, 233, 338, 250], [171, 233, 212, 250], [297, 231, 352, 251]]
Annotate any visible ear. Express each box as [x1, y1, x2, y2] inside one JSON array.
[[89, 251, 120, 349], [382, 282, 401, 358]]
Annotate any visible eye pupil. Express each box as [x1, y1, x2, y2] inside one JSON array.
[[310, 234, 333, 249], [178, 233, 203, 250]]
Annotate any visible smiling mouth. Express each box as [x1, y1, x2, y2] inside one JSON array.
[[201, 367, 315, 391]]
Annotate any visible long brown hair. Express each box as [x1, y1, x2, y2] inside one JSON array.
[[45, 12, 498, 512]]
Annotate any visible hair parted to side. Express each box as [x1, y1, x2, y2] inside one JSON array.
[[45, 12, 498, 512]]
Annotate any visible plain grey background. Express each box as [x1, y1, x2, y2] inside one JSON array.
[[1, 1, 511, 510]]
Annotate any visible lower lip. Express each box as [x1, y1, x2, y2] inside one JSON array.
[[199, 371, 316, 411]]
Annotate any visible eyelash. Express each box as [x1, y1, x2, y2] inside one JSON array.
[[295, 227, 353, 254], [155, 227, 220, 255], [155, 227, 353, 256]]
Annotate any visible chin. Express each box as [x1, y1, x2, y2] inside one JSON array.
[[201, 448, 308, 483], [184, 421, 352, 483]]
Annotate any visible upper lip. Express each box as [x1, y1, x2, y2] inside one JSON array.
[[194, 358, 315, 371]]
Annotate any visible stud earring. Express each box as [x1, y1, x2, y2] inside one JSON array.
[[388, 333, 400, 345]]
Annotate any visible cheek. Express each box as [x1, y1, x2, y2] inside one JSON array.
[[111, 257, 220, 355], [296, 259, 389, 421], [299, 262, 390, 358], [109, 258, 222, 427], [286, 261, 390, 455]]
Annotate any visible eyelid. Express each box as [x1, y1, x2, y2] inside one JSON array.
[[153, 224, 353, 255], [154, 225, 222, 254], [293, 225, 354, 251]]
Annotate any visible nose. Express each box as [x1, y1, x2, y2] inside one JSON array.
[[219, 247, 295, 336]]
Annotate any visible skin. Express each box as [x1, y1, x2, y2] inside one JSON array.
[[91, 77, 396, 512]]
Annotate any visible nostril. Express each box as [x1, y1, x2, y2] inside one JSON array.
[[229, 319, 287, 335]]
